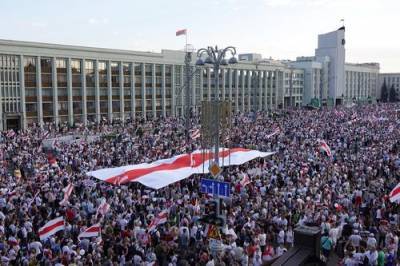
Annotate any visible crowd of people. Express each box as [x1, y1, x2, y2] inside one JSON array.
[[0, 103, 399, 265]]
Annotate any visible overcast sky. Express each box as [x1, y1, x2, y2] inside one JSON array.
[[1, 0, 399, 72]]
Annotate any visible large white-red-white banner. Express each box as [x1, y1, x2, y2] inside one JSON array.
[[87, 148, 274, 189]]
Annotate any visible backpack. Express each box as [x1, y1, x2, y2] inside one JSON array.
[[196, 229, 202, 241]]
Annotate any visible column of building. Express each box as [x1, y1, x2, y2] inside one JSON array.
[[171, 64, 176, 117], [94, 60, 101, 123], [36, 56, 43, 127], [119, 62, 125, 121], [81, 59, 87, 125], [262, 70, 267, 111], [161, 64, 166, 117], [180, 66, 184, 117], [235, 70, 239, 113], [106, 60, 112, 122], [66, 58, 73, 126], [246, 71, 251, 111], [152, 64, 156, 118], [130, 63, 136, 119], [51, 57, 59, 126], [141, 63, 146, 119], [19, 55, 26, 129]]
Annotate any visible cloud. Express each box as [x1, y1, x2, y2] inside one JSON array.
[[263, 0, 365, 8], [31, 22, 47, 28], [88, 18, 109, 25]]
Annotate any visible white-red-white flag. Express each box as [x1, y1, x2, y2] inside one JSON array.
[[240, 172, 251, 187], [60, 183, 74, 206], [96, 199, 110, 218], [389, 183, 400, 203], [190, 129, 201, 140], [319, 140, 332, 157], [78, 223, 101, 239], [176, 29, 187, 36], [148, 209, 168, 232], [266, 128, 281, 139], [87, 148, 274, 190], [6, 130, 15, 138], [38, 217, 65, 241]]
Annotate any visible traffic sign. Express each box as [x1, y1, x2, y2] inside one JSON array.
[[209, 162, 222, 178], [200, 178, 230, 198]]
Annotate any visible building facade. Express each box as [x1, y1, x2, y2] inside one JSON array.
[[379, 73, 400, 99], [292, 27, 380, 107], [344, 63, 380, 103], [0, 40, 303, 130], [315, 27, 346, 105]]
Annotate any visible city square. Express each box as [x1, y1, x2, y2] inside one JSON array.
[[0, 0, 400, 265]]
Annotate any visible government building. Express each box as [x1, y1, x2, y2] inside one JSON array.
[[0, 27, 385, 130]]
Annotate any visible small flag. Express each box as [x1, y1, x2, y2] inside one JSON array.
[[38, 217, 65, 241], [190, 129, 201, 140], [78, 224, 101, 240], [176, 29, 187, 36], [60, 183, 74, 206], [266, 128, 281, 139], [318, 140, 332, 157], [148, 209, 168, 232], [6, 130, 15, 138], [389, 183, 400, 203], [96, 199, 110, 218], [240, 172, 251, 187]]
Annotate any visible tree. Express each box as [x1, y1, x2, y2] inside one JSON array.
[[389, 84, 398, 102], [381, 80, 388, 102]]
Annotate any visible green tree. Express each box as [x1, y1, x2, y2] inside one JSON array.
[[389, 84, 398, 102], [381, 80, 388, 102]]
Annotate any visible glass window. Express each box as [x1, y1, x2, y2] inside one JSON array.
[[41, 58, 52, 73], [71, 59, 81, 73], [24, 57, 36, 73]]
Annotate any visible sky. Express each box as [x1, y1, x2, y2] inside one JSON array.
[[1, 0, 399, 72]]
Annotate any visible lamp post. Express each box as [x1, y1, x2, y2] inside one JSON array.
[[195, 46, 237, 165]]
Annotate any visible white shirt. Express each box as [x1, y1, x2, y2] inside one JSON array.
[[259, 233, 266, 246]]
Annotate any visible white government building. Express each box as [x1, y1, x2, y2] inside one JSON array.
[[379, 73, 400, 98], [0, 27, 384, 130]]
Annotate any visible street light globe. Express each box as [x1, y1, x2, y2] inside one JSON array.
[[220, 59, 228, 66], [195, 58, 205, 66], [205, 56, 214, 65], [228, 57, 238, 65]]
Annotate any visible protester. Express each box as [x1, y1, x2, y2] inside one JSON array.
[[0, 103, 399, 265]]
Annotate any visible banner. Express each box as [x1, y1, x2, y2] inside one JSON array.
[[87, 148, 274, 189]]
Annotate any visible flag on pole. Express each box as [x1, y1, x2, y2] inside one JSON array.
[[266, 128, 281, 139], [38, 217, 65, 241], [78, 224, 101, 240], [60, 183, 74, 206], [318, 140, 332, 157], [176, 29, 187, 36], [96, 199, 110, 218], [389, 183, 400, 203], [148, 209, 169, 232]]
